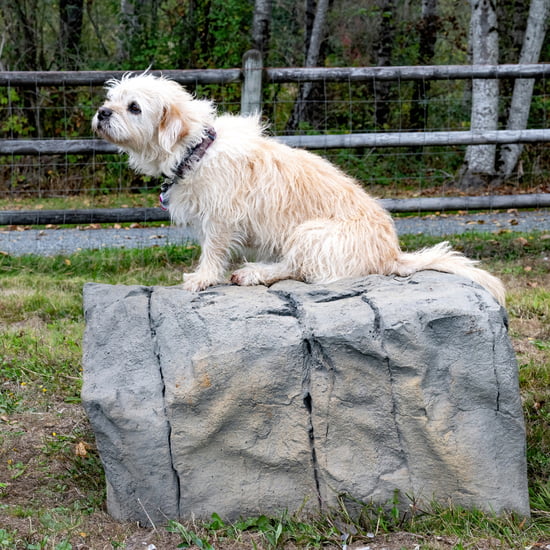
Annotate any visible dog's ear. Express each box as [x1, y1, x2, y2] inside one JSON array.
[[158, 103, 188, 152]]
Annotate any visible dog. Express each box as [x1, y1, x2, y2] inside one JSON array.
[[92, 73, 505, 305]]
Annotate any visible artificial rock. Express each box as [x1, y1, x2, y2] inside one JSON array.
[[81, 272, 530, 526]]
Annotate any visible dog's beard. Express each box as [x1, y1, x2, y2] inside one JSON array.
[[92, 115, 129, 145], [92, 113, 155, 151]]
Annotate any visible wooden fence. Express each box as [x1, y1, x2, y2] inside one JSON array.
[[1, 51, 550, 224]]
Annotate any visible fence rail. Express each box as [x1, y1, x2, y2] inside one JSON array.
[[3, 128, 550, 156], [2, 194, 549, 227], [2, 62, 550, 87]]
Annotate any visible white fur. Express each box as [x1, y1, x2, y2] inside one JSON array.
[[92, 74, 506, 305]]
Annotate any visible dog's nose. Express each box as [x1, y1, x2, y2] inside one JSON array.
[[97, 107, 113, 121]]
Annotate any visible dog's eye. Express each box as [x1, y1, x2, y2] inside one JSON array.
[[128, 101, 141, 115]]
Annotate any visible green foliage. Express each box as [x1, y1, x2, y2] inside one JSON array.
[[400, 229, 550, 260], [167, 521, 216, 549], [0, 529, 17, 548]]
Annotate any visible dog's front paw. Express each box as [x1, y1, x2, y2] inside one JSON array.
[[182, 272, 221, 292], [230, 267, 262, 286]]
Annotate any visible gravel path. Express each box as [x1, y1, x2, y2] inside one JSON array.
[[0, 209, 548, 257]]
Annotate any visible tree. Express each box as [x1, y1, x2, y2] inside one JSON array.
[[372, 0, 397, 129], [286, 0, 330, 131], [410, 0, 439, 131], [58, 0, 84, 69], [498, 0, 549, 178], [0, 0, 46, 70], [460, 0, 499, 188], [117, 0, 160, 66], [252, 0, 271, 55]]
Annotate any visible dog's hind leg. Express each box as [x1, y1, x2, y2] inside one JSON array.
[[281, 217, 400, 284]]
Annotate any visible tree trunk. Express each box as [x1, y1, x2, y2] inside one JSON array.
[[252, 0, 271, 55], [117, 0, 159, 65], [461, 0, 499, 188], [410, 0, 439, 131], [372, 0, 396, 129], [117, 0, 137, 64], [286, 0, 330, 132], [498, 0, 549, 178], [58, 0, 84, 69]]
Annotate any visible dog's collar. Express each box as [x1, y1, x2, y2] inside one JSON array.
[[160, 127, 216, 210], [173, 126, 217, 179]]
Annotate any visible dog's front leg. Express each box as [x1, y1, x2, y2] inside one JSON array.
[[182, 225, 232, 292]]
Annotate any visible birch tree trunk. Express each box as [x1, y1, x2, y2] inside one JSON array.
[[461, 0, 499, 188], [499, 0, 549, 178]]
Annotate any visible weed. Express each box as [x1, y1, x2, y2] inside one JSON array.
[[166, 520, 216, 549], [41, 429, 105, 512], [0, 528, 16, 547]]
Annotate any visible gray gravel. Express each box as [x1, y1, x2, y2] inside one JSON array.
[[0, 209, 548, 257]]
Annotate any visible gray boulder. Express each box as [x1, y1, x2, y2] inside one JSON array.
[[81, 272, 530, 526]]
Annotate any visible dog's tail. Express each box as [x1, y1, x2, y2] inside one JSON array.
[[392, 241, 505, 305]]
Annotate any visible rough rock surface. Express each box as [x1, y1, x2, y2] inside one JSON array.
[[81, 272, 530, 525]]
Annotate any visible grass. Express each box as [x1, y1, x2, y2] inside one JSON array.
[[0, 231, 549, 549], [0, 192, 159, 212]]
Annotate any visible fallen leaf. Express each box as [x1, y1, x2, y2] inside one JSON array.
[[75, 441, 88, 457]]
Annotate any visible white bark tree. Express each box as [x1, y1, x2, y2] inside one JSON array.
[[499, 0, 550, 178], [461, 0, 499, 187]]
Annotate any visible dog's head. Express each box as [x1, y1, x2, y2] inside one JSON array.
[[92, 73, 215, 174]]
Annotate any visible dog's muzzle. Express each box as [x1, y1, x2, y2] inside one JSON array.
[[97, 107, 113, 121], [93, 106, 114, 133]]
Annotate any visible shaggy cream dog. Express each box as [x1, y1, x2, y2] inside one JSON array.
[[92, 74, 505, 304]]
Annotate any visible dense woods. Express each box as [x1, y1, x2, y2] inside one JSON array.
[[1, 1, 547, 74], [0, 0, 549, 195]]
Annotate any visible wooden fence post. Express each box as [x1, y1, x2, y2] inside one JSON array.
[[241, 49, 263, 115]]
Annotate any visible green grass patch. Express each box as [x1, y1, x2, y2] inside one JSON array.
[[400, 229, 550, 261], [0, 192, 159, 212]]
